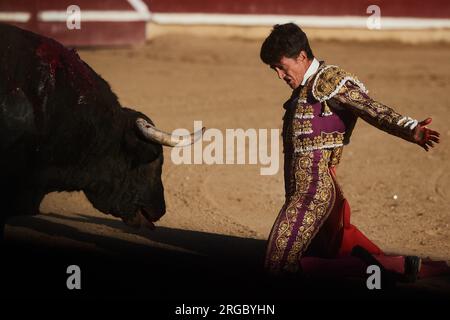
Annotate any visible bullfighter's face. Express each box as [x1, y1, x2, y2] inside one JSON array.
[[270, 51, 310, 89]]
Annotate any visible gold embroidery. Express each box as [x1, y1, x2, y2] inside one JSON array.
[[293, 132, 344, 153], [285, 150, 336, 270], [266, 153, 314, 272], [329, 146, 343, 167], [348, 89, 365, 101], [295, 104, 314, 118], [298, 86, 308, 102], [312, 65, 367, 102], [337, 82, 416, 142], [292, 119, 313, 134], [295, 99, 315, 120], [321, 100, 333, 116], [312, 136, 322, 148], [265, 150, 337, 274]]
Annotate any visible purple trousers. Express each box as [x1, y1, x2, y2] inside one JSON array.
[[264, 149, 344, 274]]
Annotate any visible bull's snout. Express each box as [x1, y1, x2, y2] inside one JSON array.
[[121, 202, 165, 230], [148, 201, 166, 221]]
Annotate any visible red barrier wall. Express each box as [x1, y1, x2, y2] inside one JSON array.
[[1, 0, 449, 46], [0, 0, 147, 46], [145, 0, 450, 19]]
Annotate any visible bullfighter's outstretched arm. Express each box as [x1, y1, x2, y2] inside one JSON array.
[[331, 81, 440, 151]]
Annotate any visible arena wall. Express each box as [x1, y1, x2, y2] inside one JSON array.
[[1, 0, 449, 46]]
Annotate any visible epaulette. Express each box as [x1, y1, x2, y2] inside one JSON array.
[[312, 65, 368, 102]]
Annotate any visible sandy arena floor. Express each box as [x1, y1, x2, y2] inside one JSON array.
[[3, 34, 450, 298]]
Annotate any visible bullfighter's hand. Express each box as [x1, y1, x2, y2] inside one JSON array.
[[413, 118, 440, 151]]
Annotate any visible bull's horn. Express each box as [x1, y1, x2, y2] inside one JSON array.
[[136, 118, 205, 147]]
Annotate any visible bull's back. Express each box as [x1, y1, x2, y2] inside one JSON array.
[[0, 23, 43, 86], [0, 24, 123, 165]]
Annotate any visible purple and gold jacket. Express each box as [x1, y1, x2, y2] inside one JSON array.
[[282, 62, 419, 196]]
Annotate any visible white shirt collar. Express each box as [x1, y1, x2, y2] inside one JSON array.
[[301, 57, 320, 86]]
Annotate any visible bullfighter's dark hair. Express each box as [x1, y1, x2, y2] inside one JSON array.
[[260, 23, 314, 65]]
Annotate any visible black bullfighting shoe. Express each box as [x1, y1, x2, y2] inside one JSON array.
[[403, 256, 422, 283]]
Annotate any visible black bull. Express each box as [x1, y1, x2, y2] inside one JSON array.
[[0, 23, 200, 237]]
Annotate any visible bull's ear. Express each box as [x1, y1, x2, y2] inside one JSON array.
[[124, 131, 161, 165]]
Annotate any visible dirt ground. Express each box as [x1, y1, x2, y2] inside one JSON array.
[[4, 33, 450, 298]]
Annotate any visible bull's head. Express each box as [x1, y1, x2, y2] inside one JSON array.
[[83, 108, 204, 230]]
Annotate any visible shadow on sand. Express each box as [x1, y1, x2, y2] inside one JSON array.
[[1, 213, 449, 303], [2, 212, 268, 300]]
